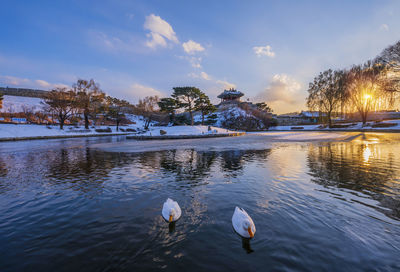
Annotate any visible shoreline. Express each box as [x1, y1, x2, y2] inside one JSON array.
[[1, 129, 400, 143], [267, 129, 400, 133], [126, 132, 245, 140], [0, 132, 130, 142]]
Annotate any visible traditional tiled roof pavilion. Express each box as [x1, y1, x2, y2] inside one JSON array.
[[217, 88, 244, 103]]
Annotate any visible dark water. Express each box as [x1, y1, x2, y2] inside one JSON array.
[[0, 133, 399, 271]]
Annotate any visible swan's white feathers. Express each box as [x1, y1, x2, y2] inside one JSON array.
[[162, 198, 182, 222], [232, 206, 256, 238]]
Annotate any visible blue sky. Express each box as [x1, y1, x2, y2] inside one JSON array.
[[1, 0, 399, 113]]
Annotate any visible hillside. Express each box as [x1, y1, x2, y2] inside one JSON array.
[[0, 87, 48, 98], [0, 95, 44, 112]]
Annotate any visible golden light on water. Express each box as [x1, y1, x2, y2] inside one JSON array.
[[363, 144, 372, 163]]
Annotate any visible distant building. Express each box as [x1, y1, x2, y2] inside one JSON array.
[[11, 117, 27, 123], [277, 111, 325, 125]]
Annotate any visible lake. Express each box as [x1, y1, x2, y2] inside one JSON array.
[[0, 133, 399, 271]]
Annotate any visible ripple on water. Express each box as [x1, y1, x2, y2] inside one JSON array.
[[0, 135, 399, 271]]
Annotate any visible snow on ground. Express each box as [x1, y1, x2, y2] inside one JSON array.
[[269, 124, 321, 131], [143, 126, 237, 136], [193, 107, 253, 127], [0, 123, 236, 140], [0, 124, 128, 139], [0, 95, 44, 112], [269, 119, 400, 131], [250, 131, 354, 141], [125, 114, 149, 128]]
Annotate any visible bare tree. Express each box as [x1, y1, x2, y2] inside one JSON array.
[[106, 96, 130, 131], [345, 61, 392, 124], [21, 105, 36, 123], [73, 79, 105, 129], [307, 69, 348, 127], [136, 96, 160, 129], [35, 111, 48, 124], [43, 87, 76, 129]]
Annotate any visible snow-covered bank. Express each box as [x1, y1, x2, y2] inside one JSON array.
[[0, 124, 128, 140], [0, 124, 239, 141], [141, 126, 238, 136], [249, 131, 355, 141], [269, 119, 400, 131]]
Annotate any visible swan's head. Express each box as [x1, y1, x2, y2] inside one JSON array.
[[242, 220, 254, 238], [168, 208, 176, 223]]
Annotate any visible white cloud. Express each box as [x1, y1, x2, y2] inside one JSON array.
[[182, 40, 205, 54], [89, 31, 130, 52], [128, 83, 164, 98], [144, 14, 178, 49], [380, 23, 389, 31], [253, 45, 275, 58], [0, 75, 69, 90], [0, 75, 31, 86], [188, 71, 211, 80], [35, 79, 51, 88], [200, 72, 210, 80], [145, 32, 168, 49], [216, 80, 236, 90], [255, 74, 304, 114], [179, 55, 202, 68]]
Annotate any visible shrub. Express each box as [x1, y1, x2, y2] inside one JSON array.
[[221, 111, 265, 131], [371, 122, 397, 128], [95, 127, 112, 133], [330, 124, 352, 128], [126, 128, 136, 132], [205, 114, 218, 125], [174, 115, 191, 125]]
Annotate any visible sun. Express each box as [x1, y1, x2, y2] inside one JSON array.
[[364, 94, 372, 100]]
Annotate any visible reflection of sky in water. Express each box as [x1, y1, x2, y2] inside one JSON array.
[[0, 134, 399, 271]]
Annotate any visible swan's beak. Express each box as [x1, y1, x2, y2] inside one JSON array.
[[169, 215, 173, 223], [247, 227, 254, 238]]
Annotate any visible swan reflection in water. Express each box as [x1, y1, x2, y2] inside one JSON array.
[[242, 237, 254, 254], [168, 222, 176, 233]]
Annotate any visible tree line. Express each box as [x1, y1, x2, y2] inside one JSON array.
[[307, 41, 400, 126], [158, 86, 216, 126], [42, 79, 134, 130], [41, 83, 218, 130]]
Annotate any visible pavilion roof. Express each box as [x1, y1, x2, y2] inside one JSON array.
[[217, 89, 244, 99]]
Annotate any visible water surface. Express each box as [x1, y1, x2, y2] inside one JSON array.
[[0, 133, 399, 271]]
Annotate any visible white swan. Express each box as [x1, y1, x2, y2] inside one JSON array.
[[232, 207, 256, 238], [162, 198, 182, 223]]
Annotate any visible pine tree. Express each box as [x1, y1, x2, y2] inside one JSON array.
[[158, 97, 178, 124], [195, 92, 216, 125], [171, 87, 202, 126]]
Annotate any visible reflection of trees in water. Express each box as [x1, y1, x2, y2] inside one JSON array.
[[45, 148, 134, 192], [219, 149, 271, 178], [0, 145, 272, 194], [0, 157, 8, 177], [307, 143, 400, 220], [147, 149, 272, 182], [159, 149, 217, 182]]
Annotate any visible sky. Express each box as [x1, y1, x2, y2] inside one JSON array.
[[1, 0, 400, 114]]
